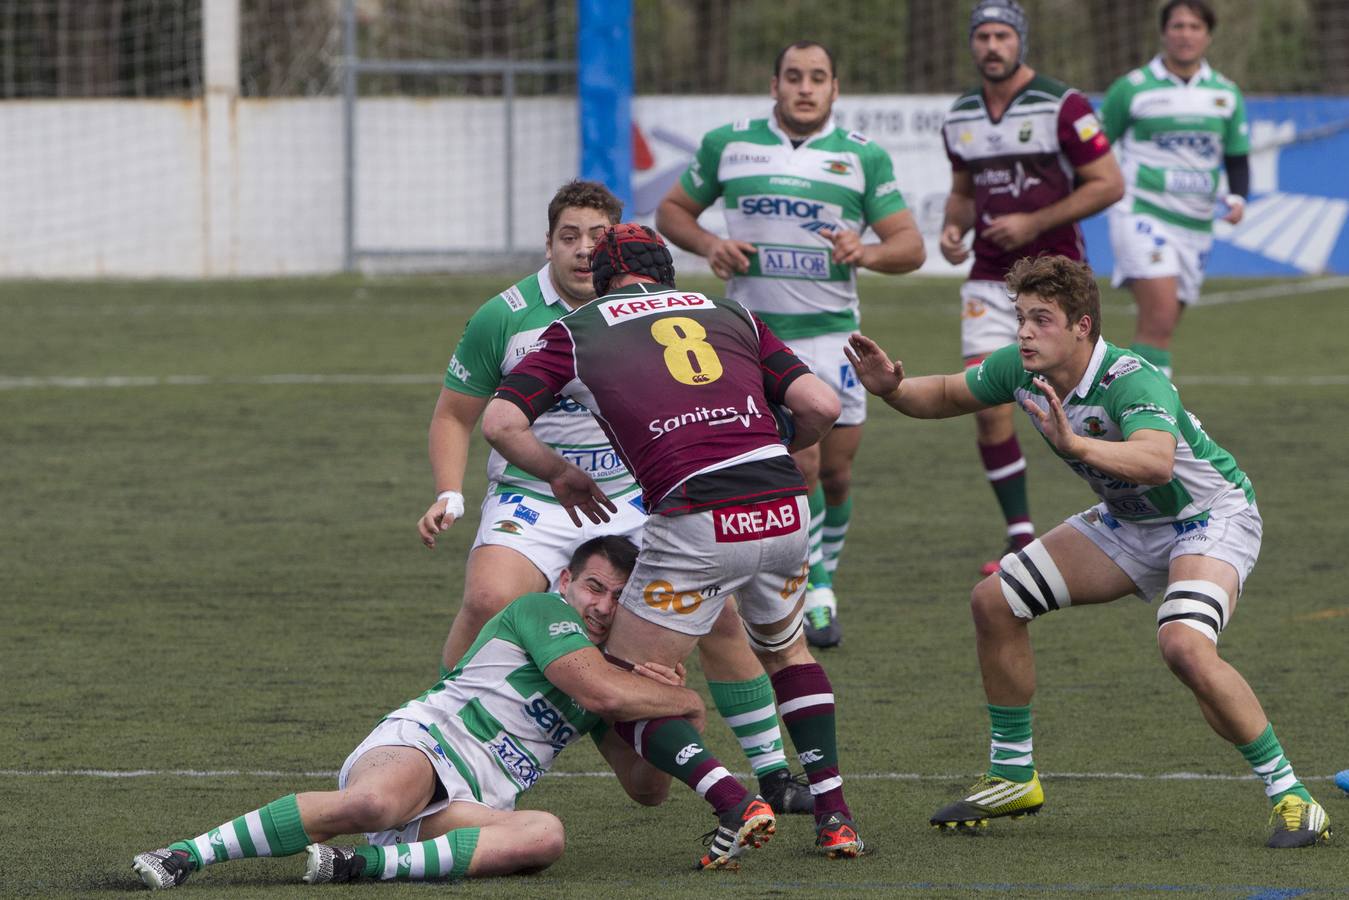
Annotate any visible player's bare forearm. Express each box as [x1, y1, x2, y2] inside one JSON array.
[[481, 399, 567, 482], [546, 649, 705, 724], [884, 372, 985, 419], [942, 173, 977, 234], [428, 390, 486, 493], [1031, 155, 1124, 234], [1067, 429, 1176, 486], [655, 189, 715, 256], [859, 209, 926, 274], [783, 373, 840, 451]]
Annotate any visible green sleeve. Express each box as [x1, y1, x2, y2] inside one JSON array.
[[964, 343, 1025, 406], [679, 128, 728, 207], [862, 142, 908, 223], [503, 593, 597, 672], [443, 296, 512, 395], [1225, 87, 1250, 155], [1100, 77, 1130, 144], [1105, 365, 1183, 439]]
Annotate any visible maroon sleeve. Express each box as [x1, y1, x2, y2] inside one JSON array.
[[751, 313, 811, 405], [493, 321, 578, 423], [1057, 91, 1111, 167]]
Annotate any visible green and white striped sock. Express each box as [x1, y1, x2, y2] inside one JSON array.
[[170, 794, 310, 870], [352, 827, 480, 881], [1238, 723, 1312, 804], [987, 704, 1035, 783], [821, 496, 852, 576], [807, 485, 829, 587], [708, 675, 789, 777]]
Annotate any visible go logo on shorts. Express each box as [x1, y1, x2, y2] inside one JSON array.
[[643, 579, 705, 615]]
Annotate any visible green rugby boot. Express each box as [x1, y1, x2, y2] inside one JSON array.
[[1266, 795, 1331, 849], [930, 772, 1044, 832]]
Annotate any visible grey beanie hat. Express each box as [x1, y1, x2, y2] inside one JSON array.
[[970, 0, 1029, 63]]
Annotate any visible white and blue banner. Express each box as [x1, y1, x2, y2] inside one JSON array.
[[633, 94, 1349, 278]]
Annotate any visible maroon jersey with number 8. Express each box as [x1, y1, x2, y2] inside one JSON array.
[[495, 282, 811, 513]]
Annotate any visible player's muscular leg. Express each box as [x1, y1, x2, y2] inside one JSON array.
[[972, 525, 1136, 705], [1130, 276, 1183, 348], [417, 804, 566, 876], [442, 544, 548, 669], [296, 746, 437, 841], [1157, 555, 1267, 744], [604, 605, 701, 671], [745, 599, 814, 676], [792, 442, 822, 492], [818, 424, 862, 506], [696, 598, 766, 681], [973, 400, 1016, 445]]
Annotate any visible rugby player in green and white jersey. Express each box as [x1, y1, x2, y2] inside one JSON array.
[[417, 181, 814, 816], [1102, 0, 1250, 378], [657, 40, 925, 648], [846, 255, 1329, 849], [132, 537, 707, 889]]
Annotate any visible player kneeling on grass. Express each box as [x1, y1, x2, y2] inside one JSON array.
[[845, 255, 1330, 849], [132, 536, 704, 890]]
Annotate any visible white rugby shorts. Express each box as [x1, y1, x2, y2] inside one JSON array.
[[472, 488, 647, 586], [787, 331, 866, 426], [338, 718, 489, 846], [618, 495, 810, 636], [1108, 209, 1213, 304], [960, 279, 1018, 360], [1067, 501, 1262, 602]]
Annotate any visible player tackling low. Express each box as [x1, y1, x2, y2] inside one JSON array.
[[845, 255, 1330, 849], [132, 537, 704, 889]]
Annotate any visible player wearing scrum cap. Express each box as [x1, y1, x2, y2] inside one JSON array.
[[417, 181, 814, 818], [483, 224, 867, 867], [846, 254, 1329, 849], [941, 0, 1124, 576]]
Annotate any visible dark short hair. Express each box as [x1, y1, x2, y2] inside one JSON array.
[[773, 40, 836, 79], [1005, 255, 1102, 342], [566, 535, 639, 580], [1160, 0, 1215, 32], [546, 179, 623, 235]]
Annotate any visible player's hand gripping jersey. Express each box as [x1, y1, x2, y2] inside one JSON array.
[[966, 340, 1254, 523], [444, 265, 640, 505], [942, 75, 1112, 280], [680, 117, 909, 340], [1102, 57, 1249, 234], [384, 592, 603, 810], [494, 283, 811, 515]]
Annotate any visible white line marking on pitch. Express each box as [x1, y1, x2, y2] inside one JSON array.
[[2, 373, 1346, 391], [1197, 275, 1349, 306], [0, 768, 1333, 782]]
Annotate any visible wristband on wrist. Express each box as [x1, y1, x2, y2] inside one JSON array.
[[1224, 193, 1246, 209], [435, 490, 465, 519]]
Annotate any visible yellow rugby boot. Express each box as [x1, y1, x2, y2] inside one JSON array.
[[930, 772, 1044, 832], [1266, 795, 1331, 848]]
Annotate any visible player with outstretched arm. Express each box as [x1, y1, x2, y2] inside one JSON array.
[[845, 254, 1329, 849]]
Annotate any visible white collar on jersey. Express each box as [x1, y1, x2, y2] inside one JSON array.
[[537, 262, 568, 307], [1148, 54, 1213, 87], [767, 110, 837, 146], [1069, 337, 1109, 399]]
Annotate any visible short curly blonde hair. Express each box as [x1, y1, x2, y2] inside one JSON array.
[[1005, 255, 1101, 342]]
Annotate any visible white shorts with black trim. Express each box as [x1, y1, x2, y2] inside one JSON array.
[[471, 487, 647, 587], [1067, 501, 1262, 602]]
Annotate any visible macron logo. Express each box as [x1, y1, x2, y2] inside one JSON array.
[[598, 293, 712, 326], [675, 742, 703, 765]]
